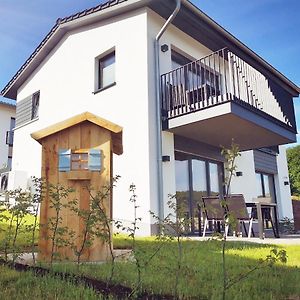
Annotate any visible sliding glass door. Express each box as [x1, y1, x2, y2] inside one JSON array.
[[175, 152, 223, 235]]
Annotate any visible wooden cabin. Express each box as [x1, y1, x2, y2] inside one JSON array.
[[31, 112, 123, 262]]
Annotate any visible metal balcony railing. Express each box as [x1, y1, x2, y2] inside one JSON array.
[[161, 48, 293, 128]]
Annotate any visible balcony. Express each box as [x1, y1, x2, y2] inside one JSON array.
[[161, 48, 297, 151]]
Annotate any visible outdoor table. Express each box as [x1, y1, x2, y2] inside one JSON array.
[[246, 202, 280, 239]]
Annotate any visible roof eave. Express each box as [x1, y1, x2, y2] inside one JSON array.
[[1, 0, 150, 100]]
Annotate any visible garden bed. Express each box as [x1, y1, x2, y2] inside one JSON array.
[[0, 258, 174, 299]]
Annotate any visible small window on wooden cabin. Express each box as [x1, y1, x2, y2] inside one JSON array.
[[59, 149, 102, 172], [71, 151, 89, 170]]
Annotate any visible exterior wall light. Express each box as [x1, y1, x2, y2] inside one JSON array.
[[236, 171, 243, 177], [161, 44, 169, 52], [162, 155, 170, 162]]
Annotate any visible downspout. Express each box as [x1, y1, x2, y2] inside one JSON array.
[[154, 0, 181, 221]]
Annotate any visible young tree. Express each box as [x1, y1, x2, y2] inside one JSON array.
[[220, 142, 287, 300], [287, 145, 300, 196], [3, 189, 32, 264], [87, 176, 120, 282], [27, 177, 45, 265], [47, 183, 76, 266]]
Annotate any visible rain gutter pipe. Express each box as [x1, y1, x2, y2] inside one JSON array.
[[154, 0, 181, 221]]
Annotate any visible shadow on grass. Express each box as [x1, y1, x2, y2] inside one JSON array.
[[53, 239, 300, 299], [1, 238, 300, 299]]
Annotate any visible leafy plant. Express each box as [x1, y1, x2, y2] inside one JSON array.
[[287, 145, 300, 196], [26, 177, 45, 265], [150, 196, 190, 299], [127, 184, 168, 297], [220, 141, 241, 300], [85, 176, 120, 281], [46, 183, 76, 266], [219, 141, 287, 300], [1, 189, 32, 263]]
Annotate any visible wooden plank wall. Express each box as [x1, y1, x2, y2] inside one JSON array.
[[39, 121, 112, 262]]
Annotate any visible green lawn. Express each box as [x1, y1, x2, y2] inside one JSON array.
[[52, 238, 300, 300], [0, 265, 106, 300], [1, 210, 300, 299], [0, 209, 38, 251]]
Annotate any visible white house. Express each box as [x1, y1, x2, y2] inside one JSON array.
[[1, 0, 299, 235], [0, 97, 15, 192], [0, 98, 15, 170]]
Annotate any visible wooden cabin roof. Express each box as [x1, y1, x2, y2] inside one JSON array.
[[31, 112, 123, 155]]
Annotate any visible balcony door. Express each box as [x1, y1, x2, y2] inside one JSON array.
[[175, 151, 223, 235]]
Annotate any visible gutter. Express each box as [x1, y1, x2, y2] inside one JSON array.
[[154, 0, 181, 221]]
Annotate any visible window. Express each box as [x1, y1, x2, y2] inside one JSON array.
[[71, 152, 88, 170], [175, 151, 223, 235], [96, 51, 115, 91], [32, 91, 40, 119], [170, 50, 220, 105], [15, 91, 40, 128], [58, 149, 101, 172], [256, 172, 276, 202]]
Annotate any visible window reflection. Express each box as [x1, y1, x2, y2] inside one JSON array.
[[209, 162, 219, 195]]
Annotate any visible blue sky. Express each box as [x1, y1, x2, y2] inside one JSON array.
[[0, 0, 299, 143]]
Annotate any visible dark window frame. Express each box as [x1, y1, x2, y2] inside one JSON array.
[[31, 91, 40, 120], [175, 151, 224, 234], [96, 51, 116, 91], [256, 171, 277, 202]]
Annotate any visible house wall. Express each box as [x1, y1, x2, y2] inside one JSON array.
[[11, 6, 294, 235], [275, 146, 293, 219], [13, 8, 153, 235], [147, 9, 293, 222], [146, 9, 213, 218], [221, 147, 293, 220], [0, 103, 15, 169], [228, 150, 257, 203]]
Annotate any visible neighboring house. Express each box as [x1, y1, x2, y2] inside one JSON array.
[[0, 98, 15, 171], [1, 0, 299, 235]]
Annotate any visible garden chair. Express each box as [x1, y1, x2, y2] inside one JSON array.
[[224, 194, 254, 238], [201, 196, 228, 237]]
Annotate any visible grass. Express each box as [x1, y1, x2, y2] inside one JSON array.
[[0, 209, 38, 251], [0, 265, 106, 300], [1, 209, 300, 299], [52, 238, 300, 300]]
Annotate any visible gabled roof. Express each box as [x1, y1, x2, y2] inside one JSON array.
[[31, 112, 123, 155], [1, 0, 129, 99], [1, 0, 299, 99]]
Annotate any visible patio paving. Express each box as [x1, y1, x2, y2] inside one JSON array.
[[191, 234, 300, 245]]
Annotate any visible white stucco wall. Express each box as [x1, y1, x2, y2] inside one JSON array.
[[146, 9, 213, 219], [13, 8, 154, 235], [230, 150, 257, 203], [11, 6, 294, 235], [0, 103, 15, 169], [275, 146, 293, 219]]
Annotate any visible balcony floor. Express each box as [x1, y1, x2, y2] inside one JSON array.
[[166, 101, 296, 151]]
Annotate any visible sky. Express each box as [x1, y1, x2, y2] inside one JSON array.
[[0, 0, 299, 143]]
